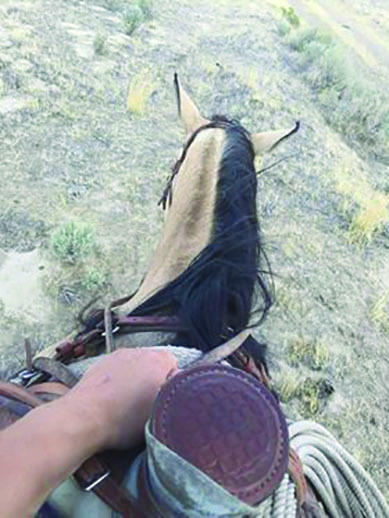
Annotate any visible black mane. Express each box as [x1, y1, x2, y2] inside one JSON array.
[[131, 117, 273, 352]]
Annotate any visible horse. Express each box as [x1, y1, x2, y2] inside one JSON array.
[[73, 73, 299, 370]]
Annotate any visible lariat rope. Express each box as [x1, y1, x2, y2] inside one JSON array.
[[288, 420, 389, 518], [252, 420, 389, 518], [252, 473, 297, 518]]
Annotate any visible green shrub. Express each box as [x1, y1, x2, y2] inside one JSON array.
[[93, 33, 107, 55], [122, 5, 144, 35], [81, 266, 105, 291], [281, 6, 300, 28], [286, 27, 332, 54], [51, 221, 94, 264], [134, 0, 152, 17], [277, 19, 291, 37], [306, 46, 347, 90], [121, 0, 152, 35], [282, 25, 389, 160]]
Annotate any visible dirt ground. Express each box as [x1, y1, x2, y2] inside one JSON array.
[[0, 0, 388, 500]]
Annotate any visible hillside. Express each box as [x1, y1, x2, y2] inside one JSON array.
[[0, 0, 388, 499]]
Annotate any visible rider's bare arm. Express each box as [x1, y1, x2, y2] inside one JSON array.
[[0, 348, 176, 517]]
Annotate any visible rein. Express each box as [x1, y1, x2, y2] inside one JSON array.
[[11, 313, 186, 387]]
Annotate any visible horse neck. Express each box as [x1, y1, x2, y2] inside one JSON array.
[[123, 128, 226, 315]]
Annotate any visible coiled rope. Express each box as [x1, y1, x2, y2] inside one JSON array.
[[253, 473, 297, 517], [250, 418, 389, 518], [288, 420, 389, 518]]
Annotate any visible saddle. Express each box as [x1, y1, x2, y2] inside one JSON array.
[[0, 337, 323, 517]]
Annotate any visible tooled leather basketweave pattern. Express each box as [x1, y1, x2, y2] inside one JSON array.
[[152, 364, 289, 506]]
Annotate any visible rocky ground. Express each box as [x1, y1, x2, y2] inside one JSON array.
[[0, 0, 388, 499]]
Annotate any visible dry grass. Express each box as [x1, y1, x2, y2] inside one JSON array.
[[298, 377, 334, 417], [370, 290, 389, 332], [277, 370, 301, 403], [275, 282, 308, 318], [298, 377, 321, 415], [127, 69, 155, 114], [349, 193, 389, 244], [245, 67, 260, 91], [199, 57, 219, 76], [276, 370, 333, 418], [332, 166, 389, 243], [289, 337, 329, 370], [281, 15, 389, 160]]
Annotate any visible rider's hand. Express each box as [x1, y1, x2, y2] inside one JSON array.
[[0, 348, 177, 517], [62, 348, 177, 450]]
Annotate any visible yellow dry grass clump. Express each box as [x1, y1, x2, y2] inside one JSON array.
[[277, 370, 300, 403], [349, 192, 388, 243], [127, 69, 155, 115], [289, 337, 329, 370], [333, 166, 389, 244], [245, 67, 259, 90], [370, 290, 389, 332]]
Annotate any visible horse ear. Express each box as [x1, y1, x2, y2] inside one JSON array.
[[174, 73, 209, 135], [251, 121, 300, 155]]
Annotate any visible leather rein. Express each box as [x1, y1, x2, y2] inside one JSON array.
[[11, 311, 186, 388]]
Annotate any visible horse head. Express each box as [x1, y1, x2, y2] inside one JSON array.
[[123, 75, 299, 356]]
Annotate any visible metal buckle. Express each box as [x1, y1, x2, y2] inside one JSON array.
[[101, 326, 120, 337], [8, 368, 38, 386], [83, 470, 111, 492]]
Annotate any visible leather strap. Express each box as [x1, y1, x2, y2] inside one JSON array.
[[0, 379, 136, 515], [134, 457, 162, 518], [188, 330, 249, 367], [33, 357, 79, 388], [301, 485, 328, 518], [0, 381, 44, 430], [0, 395, 33, 428], [74, 455, 136, 517], [289, 448, 308, 506], [28, 382, 70, 401], [0, 380, 43, 408], [54, 316, 186, 363]]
